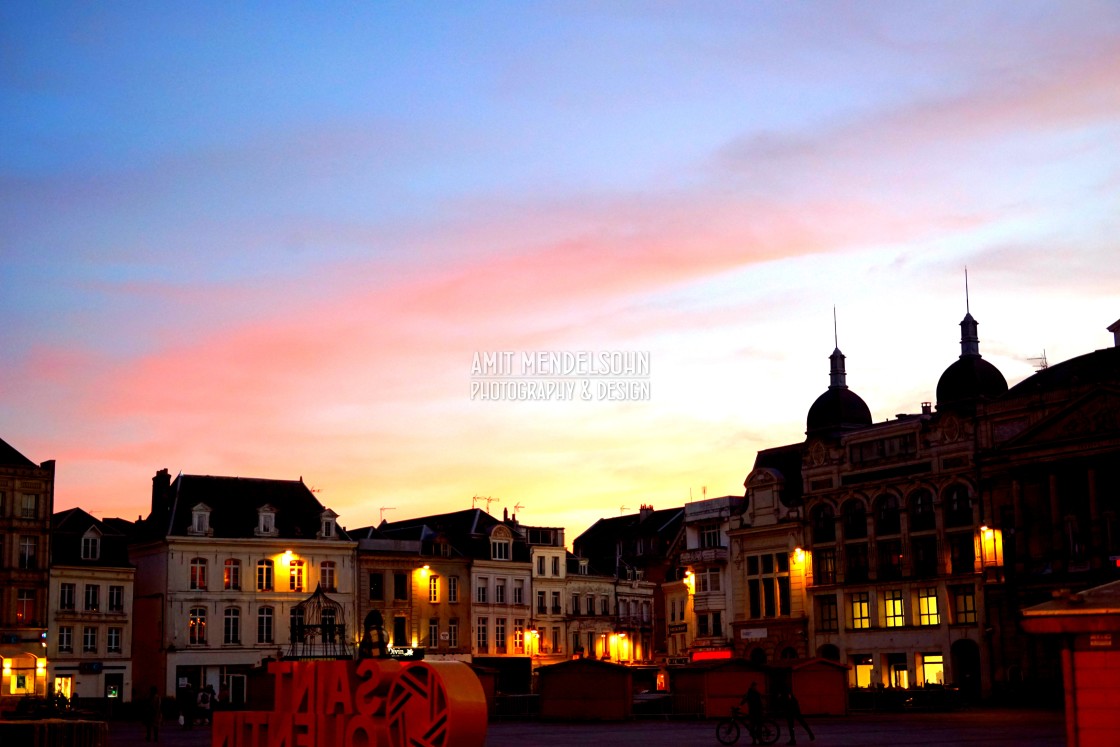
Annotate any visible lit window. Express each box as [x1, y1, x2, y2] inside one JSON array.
[[918, 588, 940, 626], [429, 575, 440, 603], [952, 585, 977, 624], [289, 561, 305, 592], [921, 653, 945, 686], [883, 590, 905, 627], [224, 559, 241, 590], [849, 592, 870, 629], [189, 607, 207, 645]]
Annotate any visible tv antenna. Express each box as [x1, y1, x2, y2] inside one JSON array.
[[472, 495, 500, 511], [513, 502, 525, 513], [379, 507, 395, 522], [620, 505, 630, 515], [1028, 350, 1048, 371]]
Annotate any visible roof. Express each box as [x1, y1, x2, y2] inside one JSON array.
[[751, 443, 804, 507], [0, 436, 37, 467], [806, 387, 872, 436], [378, 508, 529, 562], [51, 507, 133, 568], [1021, 581, 1120, 635], [1006, 346, 1120, 398], [147, 473, 349, 541], [936, 355, 1008, 409]]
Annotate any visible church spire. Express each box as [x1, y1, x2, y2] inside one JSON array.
[[959, 269, 980, 358]]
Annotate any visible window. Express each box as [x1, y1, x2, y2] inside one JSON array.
[[842, 501, 868, 539], [911, 536, 940, 577], [190, 608, 207, 644], [108, 585, 124, 612], [190, 504, 211, 535], [258, 607, 274, 644], [190, 558, 208, 590], [224, 559, 241, 590], [477, 617, 488, 652], [107, 627, 122, 653], [813, 548, 837, 585], [495, 618, 507, 653], [320, 510, 337, 539], [697, 612, 709, 636], [320, 561, 337, 592], [19, 535, 37, 569], [875, 494, 902, 535], [697, 567, 722, 593], [700, 524, 721, 549], [585, 595, 595, 616], [551, 556, 560, 576], [448, 619, 459, 648], [948, 533, 976, 575], [849, 592, 870, 629], [845, 543, 869, 583], [290, 608, 304, 643], [369, 571, 384, 601], [818, 595, 839, 632], [537, 590, 547, 614], [909, 489, 936, 532], [448, 576, 459, 603], [476, 580, 488, 604], [392, 616, 407, 646], [883, 590, 905, 627], [746, 553, 791, 618], [81, 534, 100, 560], [224, 607, 241, 644], [952, 585, 977, 624], [257, 560, 274, 591], [514, 619, 524, 652], [495, 579, 506, 604], [600, 596, 609, 615], [513, 580, 524, 605], [289, 561, 305, 592], [17, 589, 35, 623], [537, 556, 546, 576], [84, 584, 100, 612], [429, 575, 440, 603], [943, 485, 973, 528], [552, 627, 560, 654], [58, 626, 73, 652], [920, 653, 945, 686], [877, 540, 903, 580], [21, 493, 38, 519], [572, 593, 581, 615], [429, 618, 439, 647], [492, 539, 510, 560], [918, 588, 940, 626], [811, 505, 836, 543], [60, 583, 76, 611], [393, 572, 407, 600], [83, 626, 97, 653], [551, 591, 561, 614], [256, 506, 277, 536]]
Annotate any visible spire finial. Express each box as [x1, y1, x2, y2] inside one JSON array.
[[833, 305, 838, 349], [965, 266, 970, 315]]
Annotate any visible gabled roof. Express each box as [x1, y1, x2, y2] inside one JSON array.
[[147, 473, 350, 541], [378, 508, 529, 562], [0, 436, 37, 467], [51, 507, 133, 568]]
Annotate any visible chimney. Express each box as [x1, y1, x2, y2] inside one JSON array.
[[152, 468, 171, 522], [921, 402, 932, 416], [639, 504, 654, 521], [1109, 318, 1120, 348]]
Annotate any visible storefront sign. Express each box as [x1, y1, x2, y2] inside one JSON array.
[[740, 628, 767, 639]]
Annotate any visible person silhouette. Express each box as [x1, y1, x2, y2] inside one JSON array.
[[357, 609, 390, 659]]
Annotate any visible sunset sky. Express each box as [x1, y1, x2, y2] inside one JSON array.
[[3, 2, 1118, 546]]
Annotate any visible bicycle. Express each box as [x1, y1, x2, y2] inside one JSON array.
[[715, 705, 781, 745]]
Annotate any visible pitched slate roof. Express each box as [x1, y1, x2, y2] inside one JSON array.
[[751, 442, 804, 507], [146, 473, 349, 541], [573, 505, 684, 575], [51, 507, 133, 568], [0, 436, 37, 467], [377, 508, 530, 562]]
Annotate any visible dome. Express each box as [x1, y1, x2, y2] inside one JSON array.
[[936, 356, 1008, 407], [807, 387, 873, 434], [935, 312, 1007, 410]]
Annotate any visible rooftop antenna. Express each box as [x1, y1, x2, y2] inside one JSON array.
[[620, 505, 630, 514], [379, 507, 395, 522], [472, 495, 499, 511], [513, 502, 525, 513], [1028, 350, 1049, 371], [703, 486, 707, 499]]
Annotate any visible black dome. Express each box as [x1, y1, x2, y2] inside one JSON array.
[[807, 387, 872, 434], [936, 356, 1008, 408]]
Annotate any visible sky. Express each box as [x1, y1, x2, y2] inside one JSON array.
[[3, 2, 1118, 546]]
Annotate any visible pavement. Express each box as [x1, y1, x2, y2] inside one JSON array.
[[103, 707, 1065, 746]]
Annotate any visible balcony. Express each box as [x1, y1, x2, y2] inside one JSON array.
[[680, 547, 728, 565]]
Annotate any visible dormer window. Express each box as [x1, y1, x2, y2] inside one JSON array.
[[490, 525, 512, 561], [81, 529, 101, 561], [189, 503, 213, 536], [318, 509, 338, 540], [255, 505, 279, 537]]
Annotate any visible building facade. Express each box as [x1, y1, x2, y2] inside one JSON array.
[[48, 509, 135, 705], [0, 437, 54, 707]]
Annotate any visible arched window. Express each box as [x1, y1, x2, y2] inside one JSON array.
[[875, 494, 901, 536], [189, 607, 207, 645], [943, 484, 973, 528], [190, 558, 208, 590], [909, 489, 936, 532], [224, 607, 241, 645], [811, 504, 836, 543], [842, 500, 868, 539]]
